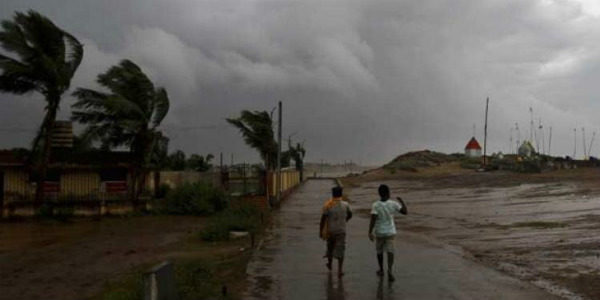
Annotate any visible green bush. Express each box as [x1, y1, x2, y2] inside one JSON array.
[[200, 204, 263, 242], [515, 160, 542, 173], [176, 261, 221, 300], [157, 182, 227, 216], [459, 158, 481, 170], [155, 183, 171, 199]]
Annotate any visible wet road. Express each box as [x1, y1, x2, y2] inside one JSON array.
[[243, 180, 562, 300]]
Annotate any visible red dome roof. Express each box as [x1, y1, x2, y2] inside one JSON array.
[[465, 137, 482, 150]]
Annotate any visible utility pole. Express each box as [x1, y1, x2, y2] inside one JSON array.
[[220, 152, 223, 171], [548, 127, 553, 156], [589, 132, 596, 159], [276, 101, 282, 204], [483, 97, 489, 166], [582, 127, 587, 160], [230, 153, 234, 167], [529, 107, 534, 142], [539, 119, 545, 155], [509, 127, 513, 154], [516, 123, 521, 152], [574, 128, 577, 159]]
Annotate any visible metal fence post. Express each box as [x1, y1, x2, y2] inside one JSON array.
[[144, 261, 176, 300]]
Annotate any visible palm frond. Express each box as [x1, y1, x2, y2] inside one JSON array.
[[152, 87, 169, 128], [62, 31, 82, 77]]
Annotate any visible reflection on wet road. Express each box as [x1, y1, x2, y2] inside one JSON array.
[[243, 180, 561, 300]]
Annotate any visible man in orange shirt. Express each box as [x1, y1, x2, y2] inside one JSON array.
[[320, 186, 352, 277]]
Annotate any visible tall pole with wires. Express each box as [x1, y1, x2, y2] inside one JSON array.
[[276, 101, 282, 204]]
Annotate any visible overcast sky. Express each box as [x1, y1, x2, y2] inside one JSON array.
[[2, 0, 600, 165]]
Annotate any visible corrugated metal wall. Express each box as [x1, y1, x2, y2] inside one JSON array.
[[1, 167, 156, 201], [3, 168, 32, 199], [61, 169, 101, 196]]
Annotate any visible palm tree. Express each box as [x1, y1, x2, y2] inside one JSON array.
[[71, 59, 170, 203], [289, 142, 306, 180], [0, 10, 83, 202], [226, 110, 277, 170], [187, 153, 214, 172]]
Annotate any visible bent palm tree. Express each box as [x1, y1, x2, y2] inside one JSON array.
[[289, 142, 306, 180], [72, 59, 170, 203], [0, 10, 83, 202], [226, 110, 277, 170]]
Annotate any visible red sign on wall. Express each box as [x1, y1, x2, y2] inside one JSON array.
[[104, 181, 128, 193], [42, 182, 60, 194]]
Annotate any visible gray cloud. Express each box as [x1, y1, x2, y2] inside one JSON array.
[[2, 0, 600, 165]]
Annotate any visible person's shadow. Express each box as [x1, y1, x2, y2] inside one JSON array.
[[326, 273, 346, 300]]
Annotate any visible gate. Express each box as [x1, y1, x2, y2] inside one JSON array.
[[221, 164, 266, 197]]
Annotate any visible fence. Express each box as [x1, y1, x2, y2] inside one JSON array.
[[218, 165, 303, 207], [221, 164, 266, 197]]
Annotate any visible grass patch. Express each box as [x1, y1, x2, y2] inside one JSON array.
[[94, 203, 269, 300], [511, 221, 568, 229], [154, 182, 227, 216], [95, 236, 255, 300], [200, 203, 266, 242]]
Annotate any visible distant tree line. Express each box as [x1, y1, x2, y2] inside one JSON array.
[[163, 150, 214, 172]]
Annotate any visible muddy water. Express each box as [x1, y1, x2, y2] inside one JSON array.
[[244, 180, 559, 300], [348, 180, 600, 300]]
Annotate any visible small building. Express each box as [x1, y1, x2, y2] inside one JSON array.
[[518, 141, 536, 158], [0, 149, 156, 217], [464, 137, 482, 158]]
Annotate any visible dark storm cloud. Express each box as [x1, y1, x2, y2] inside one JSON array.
[[2, 0, 600, 164]]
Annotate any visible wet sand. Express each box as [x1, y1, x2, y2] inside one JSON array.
[[244, 180, 561, 300], [345, 169, 600, 300]]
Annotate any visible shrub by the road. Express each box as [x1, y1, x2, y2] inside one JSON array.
[[157, 182, 227, 216], [201, 203, 264, 241]]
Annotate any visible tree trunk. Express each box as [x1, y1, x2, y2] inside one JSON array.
[[34, 103, 58, 205], [129, 167, 139, 204], [136, 169, 147, 208], [132, 135, 151, 209], [153, 170, 160, 198]]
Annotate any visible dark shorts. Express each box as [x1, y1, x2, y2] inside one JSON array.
[[326, 233, 346, 259]]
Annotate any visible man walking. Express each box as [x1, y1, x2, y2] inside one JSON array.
[[320, 186, 352, 277], [368, 184, 407, 282]]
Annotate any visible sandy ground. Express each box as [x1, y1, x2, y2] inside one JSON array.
[[0, 216, 206, 300], [343, 165, 600, 300], [244, 180, 560, 300]]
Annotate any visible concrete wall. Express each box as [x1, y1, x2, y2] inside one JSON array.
[[159, 171, 221, 189], [267, 169, 301, 197]]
